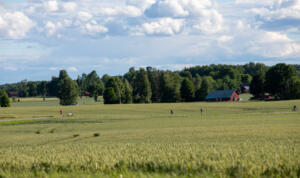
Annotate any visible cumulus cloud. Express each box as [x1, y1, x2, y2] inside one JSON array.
[[145, 0, 224, 34], [137, 18, 184, 35], [0, 11, 35, 39], [145, 1, 189, 17], [45, 21, 62, 36], [145, 0, 214, 18], [43, 0, 59, 12], [82, 21, 108, 35], [77, 11, 93, 22], [62, 2, 77, 12]]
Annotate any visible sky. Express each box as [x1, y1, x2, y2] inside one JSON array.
[[0, 0, 300, 84]]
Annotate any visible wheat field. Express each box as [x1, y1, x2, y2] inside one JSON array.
[[0, 98, 299, 177]]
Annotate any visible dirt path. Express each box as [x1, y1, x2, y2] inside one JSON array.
[[0, 116, 55, 122]]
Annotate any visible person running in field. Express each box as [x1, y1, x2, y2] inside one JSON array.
[[60, 109, 64, 118], [170, 109, 174, 115], [200, 108, 203, 119], [293, 105, 297, 112]]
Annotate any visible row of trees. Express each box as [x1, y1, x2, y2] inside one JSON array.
[[1, 63, 300, 105], [250, 63, 300, 100]]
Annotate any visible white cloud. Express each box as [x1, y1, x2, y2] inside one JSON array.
[[44, 1, 59, 12], [83, 22, 108, 35], [218, 35, 232, 42], [45, 21, 62, 36], [192, 9, 223, 33], [146, 0, 214, 18], [62, 2, 77, 12], [67, 66, 78, 72], [138, 18, 184, 35], [146, 0, 189, 17], [145, 0, 224, 34], [77, 11, 93, 22], [0, 11, 35, 39]]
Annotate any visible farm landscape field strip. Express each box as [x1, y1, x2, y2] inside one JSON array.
[[0, 98, 300, 177]]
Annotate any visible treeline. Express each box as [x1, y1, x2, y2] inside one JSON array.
[[1, 62, 300, 106], [250, 63, 300, 100]]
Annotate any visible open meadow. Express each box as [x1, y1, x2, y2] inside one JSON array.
[[0, 97, 300, 177]]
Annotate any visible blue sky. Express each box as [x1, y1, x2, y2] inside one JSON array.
[[0, 0, 299, 84]]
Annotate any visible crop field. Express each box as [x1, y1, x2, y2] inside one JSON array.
[[0, 97, 300, 177]]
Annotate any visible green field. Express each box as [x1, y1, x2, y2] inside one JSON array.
[[0, 98, 300, 177]]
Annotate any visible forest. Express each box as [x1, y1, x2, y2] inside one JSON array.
[[1, 62, 300, 105]]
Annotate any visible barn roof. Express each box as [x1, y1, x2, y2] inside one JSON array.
[[205, 90, 236, 99]]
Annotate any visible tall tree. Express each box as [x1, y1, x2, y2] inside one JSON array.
[[27, 82, 38, 97], [47, 77, 59, 97], [37, 81, 48, 98], [290, 76, 300, 99], [0, 90, 10, 107], [57, 70, 78, 105], [59, 77, 79, 105], [250, 72, 265, 99], [160, 72, 181, 102], [180, 78, 195, 102], [195, 77, 214, 101], [133, 68, 152, 103], [265, 63, 297, 99], [103, 87, 118, 104], [123, 79, 133, 104], [18, 80, 29, 97], [104, 77, 125, 104], [193, 74, 202, 91], [147, 67, 161, 103], [85, 71, 104, 101]]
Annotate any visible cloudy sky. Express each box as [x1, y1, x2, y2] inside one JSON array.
[[0, 0, 300, 84]]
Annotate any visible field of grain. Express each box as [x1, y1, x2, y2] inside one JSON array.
[[0, 98, 299, 177]]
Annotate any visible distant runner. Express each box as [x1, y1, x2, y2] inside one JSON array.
[[170, 109, 174, 115], [60, 109, 64, 118], [293, 105, 297, 112], [200, 108, 203, 119]]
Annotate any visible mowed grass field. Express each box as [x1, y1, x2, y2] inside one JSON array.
[[0, 97, 300, 177]]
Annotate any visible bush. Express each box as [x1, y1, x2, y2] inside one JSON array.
[[0, 90, 10, 107]]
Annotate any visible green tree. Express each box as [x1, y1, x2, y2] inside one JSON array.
[[37, 81, 48, 99], [18, 80, 28, 97], [180, 78, 195, 102], [193, 74, 202, 91], [27, 82, 38, 96], [103, 87, 119, 104], [250, 72, 265, 99], [290, 76, 300, 99], [241, 74, 252, 84], [133, 68, 152, 103], [57, 70, 78, 105], [146, 67, 161, 103], [86, 71, 104, 101], [59, 78, 78, 105], [195, 77, 214, 101], [123, 79, 133, 104], [160, 72, 181, 102], [47, 77, 59, 97], [0, 90, 10, 107], [265, 63, 297, 99], [104, 77, 125, 104]]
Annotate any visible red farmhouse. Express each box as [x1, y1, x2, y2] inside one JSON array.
[[205, 90, 239, 102]]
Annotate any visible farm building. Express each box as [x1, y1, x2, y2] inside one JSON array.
[[7, 92, 18, 98], [205, 90, 239, 102]]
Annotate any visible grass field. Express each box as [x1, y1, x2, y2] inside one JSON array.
[[0, 97, 300, 177]]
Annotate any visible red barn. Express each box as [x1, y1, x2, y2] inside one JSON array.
[[205, 90, 239, 102], [7, 92, 18, 98]]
